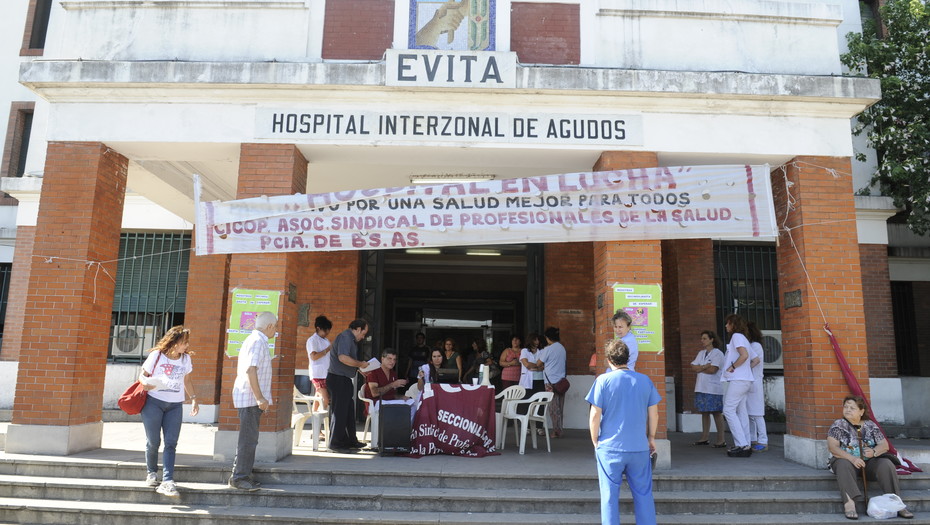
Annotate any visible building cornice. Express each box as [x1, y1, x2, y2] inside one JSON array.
[[20, 60, 881, 118]]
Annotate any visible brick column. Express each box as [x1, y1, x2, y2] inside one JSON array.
[[543, 241, 596, 430], [213, 144, 307, 462], [6, 142, 127, 455], [183, 235, 230, 422], [773, 157, 870, 468], [662, 238, 716, 431], [591, 151, 671, 467], [0, 225, 35, 362]]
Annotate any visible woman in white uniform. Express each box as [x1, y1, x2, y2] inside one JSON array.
[[747, 321, 768, 452], [721, 314, 754, 457]]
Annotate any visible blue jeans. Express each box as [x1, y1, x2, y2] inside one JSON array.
[[141, 396, 183, 482], [232, 405, 263, 481], [595, 446, 656, 525]]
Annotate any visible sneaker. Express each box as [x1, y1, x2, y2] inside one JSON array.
[[155, 480, 179, 497], [752, 444, 768, 452], [228, 477, 261, 492], [145, 472, 159, 487]]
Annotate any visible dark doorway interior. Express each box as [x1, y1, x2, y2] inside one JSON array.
[[363, 244, 542, 373]]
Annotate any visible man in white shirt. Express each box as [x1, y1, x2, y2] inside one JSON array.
[[306, 315, 333, 412], [229, 311, 277, 491]]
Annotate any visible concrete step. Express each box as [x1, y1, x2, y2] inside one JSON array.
[[0, 458, 598, 491], [5, 455, 928, 493], [3, 496, 930, 525], [2, 474, 929, 517], [659, 513, 930, 524], [0, 475, 597, 514], [0, 497, 601, 525]]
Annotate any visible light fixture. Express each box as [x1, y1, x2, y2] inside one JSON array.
[[410, 174, 496, 185], [465, 249, 501, 256], [405, 248, 442, 255]]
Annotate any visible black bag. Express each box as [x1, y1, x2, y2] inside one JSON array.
[[876, 452, 902, 467]]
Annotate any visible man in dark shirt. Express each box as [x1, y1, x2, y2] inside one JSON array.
[[406, 332, 430, 382], [326, 318, 370, 452]]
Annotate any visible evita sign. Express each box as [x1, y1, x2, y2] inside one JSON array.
[[386, 49, 516, 88]]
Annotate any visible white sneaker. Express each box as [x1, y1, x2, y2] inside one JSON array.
[[156, 480, 179, 497], [145, 472, 159, 487]]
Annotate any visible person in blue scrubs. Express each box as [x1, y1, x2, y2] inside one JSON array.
[[586, 338, 661, 525]]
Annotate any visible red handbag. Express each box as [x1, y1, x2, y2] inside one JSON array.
[[118, 353, 161, 415]]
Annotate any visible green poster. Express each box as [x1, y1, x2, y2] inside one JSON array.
[[226, 288, 281, 357], [612, 284, 663, 354]]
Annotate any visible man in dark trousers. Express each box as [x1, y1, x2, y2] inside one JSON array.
[[586, 338, 661, 525], [326, 318, 370, 452]]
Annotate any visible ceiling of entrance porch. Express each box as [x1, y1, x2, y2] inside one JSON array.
[[118, 141, 790, 224]]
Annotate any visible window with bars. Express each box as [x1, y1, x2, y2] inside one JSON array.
[[714, 243, 781, 336], [110, 232, 191, 362]]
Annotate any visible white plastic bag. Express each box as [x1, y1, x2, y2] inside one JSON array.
[[867, 493, 906, 519]]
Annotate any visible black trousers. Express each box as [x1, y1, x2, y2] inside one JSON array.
[[327, 373, 357, 447]]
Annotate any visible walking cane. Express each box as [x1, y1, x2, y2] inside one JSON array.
[[857, 426, 869, 503]]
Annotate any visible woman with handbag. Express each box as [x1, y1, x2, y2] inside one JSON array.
[[139, 326, 199, 498], [827, 395, 914, 520], [539, 326, 567, 438]]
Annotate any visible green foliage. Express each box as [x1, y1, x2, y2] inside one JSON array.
[[841, 0, 930, 235]]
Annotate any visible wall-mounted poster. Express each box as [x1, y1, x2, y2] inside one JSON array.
[[226, 288, 281, 357], [612, 284, 663, 354], [409, 0, 495, 50]]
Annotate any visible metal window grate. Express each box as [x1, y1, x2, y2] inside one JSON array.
[[714, 243, 781, 335], [110, 232, 191, 361]]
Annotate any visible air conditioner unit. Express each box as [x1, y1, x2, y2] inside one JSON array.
[[760, 330, 783, 370], [111, 325, 156, 360]]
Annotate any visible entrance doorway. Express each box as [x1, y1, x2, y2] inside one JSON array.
[[358, 244, 544, 371]]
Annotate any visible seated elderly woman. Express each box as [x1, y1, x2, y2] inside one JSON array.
[[826, 395, 914, 520]]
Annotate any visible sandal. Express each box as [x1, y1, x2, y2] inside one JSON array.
[[898, 509, 914, 519], [692, 440, 709, 446], [844, 509, 858, 520], [712, 442, 728, 448]]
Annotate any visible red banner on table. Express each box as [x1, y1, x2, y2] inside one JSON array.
[[410, 384, 497, 457]]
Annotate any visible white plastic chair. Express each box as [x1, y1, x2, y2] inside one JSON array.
[[501, 391, 553, 454], [358, 387, 375, 443], [405, 383, 420, 401], [494, 385, 525, 449], [292, 386, 330, 451]]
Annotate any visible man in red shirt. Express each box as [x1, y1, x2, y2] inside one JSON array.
[[365, 349, 407, 401]]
